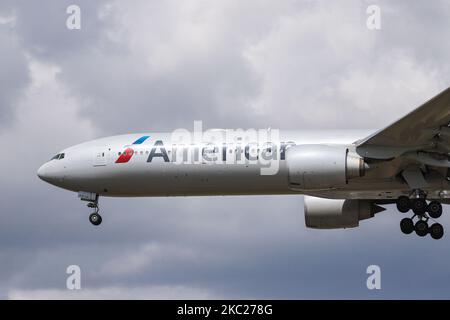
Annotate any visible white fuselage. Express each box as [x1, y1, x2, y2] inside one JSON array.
[[37, 129, 428, 199]]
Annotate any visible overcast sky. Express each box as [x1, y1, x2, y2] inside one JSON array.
[[1, 0, 450, 299]]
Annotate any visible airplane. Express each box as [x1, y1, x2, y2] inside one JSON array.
[[37, 86, 450, 240]]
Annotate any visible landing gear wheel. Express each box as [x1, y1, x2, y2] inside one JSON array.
[[400, 218, 414, 234], [414, 220, 428, 237], [427, 201, 442, 219], [89, 213, 102, 226], [396, 196, 411, 213], [412, 198, 427, 215], [429, 223, 444, 240]]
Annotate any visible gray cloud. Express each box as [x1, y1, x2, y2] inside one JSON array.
[[0, 23, 29, 127], [2, 0, 450, 299], [5, 0, 111, 61]]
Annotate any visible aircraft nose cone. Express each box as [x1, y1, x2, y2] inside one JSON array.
[[37, 162, 66, 186], [37, 164, 49, 182]]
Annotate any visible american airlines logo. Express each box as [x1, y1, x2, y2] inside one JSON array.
[[114, 125, 285, 175], [115, 136, 150, 164], [115, 148, 135, 163]]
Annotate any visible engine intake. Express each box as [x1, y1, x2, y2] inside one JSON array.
[[286, 144, 366, 190], [304, 196, 384, 229]]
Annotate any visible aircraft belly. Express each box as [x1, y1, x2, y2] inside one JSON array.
[[76, 163, 450, 199], [99, 162, 292, 196]]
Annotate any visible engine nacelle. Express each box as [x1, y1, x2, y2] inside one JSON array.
[[304, 196, 384, 229], [286, 144, 366, 190]]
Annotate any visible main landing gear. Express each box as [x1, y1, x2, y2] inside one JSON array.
[[78, 192, 103, 226], [396, 194, 444, 240]]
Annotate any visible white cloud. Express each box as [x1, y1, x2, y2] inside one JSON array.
[[8, 285, 218, 300], [0, 14, 15, 25], [244, 1, 446, 129]]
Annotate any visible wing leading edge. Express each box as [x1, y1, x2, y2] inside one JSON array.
[[356, 86, 450, 159]]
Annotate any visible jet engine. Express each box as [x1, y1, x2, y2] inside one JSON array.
[[304, 196, 385, 229], [286, 145, 366, 190]]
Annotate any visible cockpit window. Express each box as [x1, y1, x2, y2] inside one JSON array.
[[50, 153, 65, 161]]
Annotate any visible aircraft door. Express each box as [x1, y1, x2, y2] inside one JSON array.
[[93, 147, 110, 167]]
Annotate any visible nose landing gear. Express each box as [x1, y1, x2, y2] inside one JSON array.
[[78, 191, 103, 226], [87, 201, 102, 226], [396, 194, 444, 240]]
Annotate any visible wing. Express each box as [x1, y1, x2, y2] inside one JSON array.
[[356, 86, 450, 159]]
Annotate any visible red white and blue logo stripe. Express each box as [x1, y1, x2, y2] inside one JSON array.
[[115, 135, 150, 164]]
